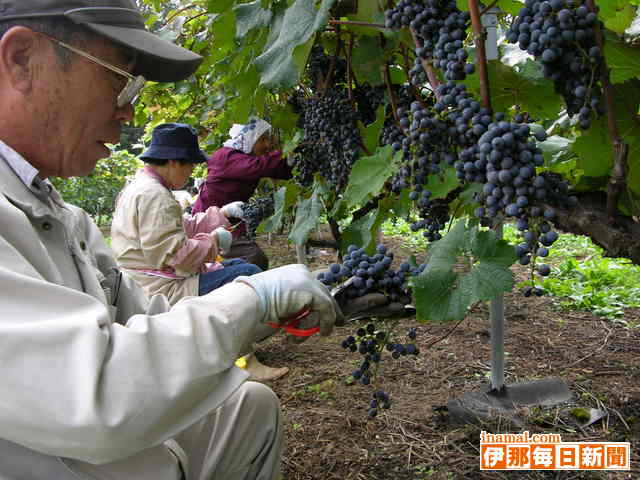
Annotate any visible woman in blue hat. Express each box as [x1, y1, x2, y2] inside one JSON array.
[[111, 123, 290, 381], [111, 123, 262, 304]]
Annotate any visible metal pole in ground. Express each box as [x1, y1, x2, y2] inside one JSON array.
[[490, 224, 505, 391]]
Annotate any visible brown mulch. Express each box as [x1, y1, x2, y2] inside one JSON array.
[[254, 233, 640, 480]]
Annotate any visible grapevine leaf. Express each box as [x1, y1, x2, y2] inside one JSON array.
[[341, 145, 395, 209], [389, 65, 407, 84], [258, 186, 286, 233], [460, 262, 515, 302], [464, 61, 562, 119], [495, 0, 522, 16], [358, 106, 386, 154], [207, 0, 236, 13], [599, 1, 636, 35], [603, 32, 640, 84], [413, 221, 515, 323], [234, 0, 272, 38], [470, 229, 517, 268], [538, 135, 574, 165], [341, 199, 392, 253], [424, 166, 459, 200], [571, 116, 613, 178], [347, 0, 385, 37], [253, 0, 335, 88], [282, 131, 302, 157], [352, 35, 385, 85], [413, 269, 473, 323], [288, 191, 322, 245]]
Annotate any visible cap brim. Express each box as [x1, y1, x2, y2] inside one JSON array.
[[83, 23, 202, 82]]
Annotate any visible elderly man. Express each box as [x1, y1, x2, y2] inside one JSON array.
[[0, 1, 342, 479]]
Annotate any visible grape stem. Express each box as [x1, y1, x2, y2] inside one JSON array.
[[382, 59, 401, 126], [585, 0, 629, 223], [409, 28, 443, 100], [321, 28, 343, 97], [468, 0, 492, 112]]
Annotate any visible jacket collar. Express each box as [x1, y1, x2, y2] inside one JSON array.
[[0, 143, 66, 219]]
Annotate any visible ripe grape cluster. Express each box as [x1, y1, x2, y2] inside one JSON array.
[[385, 0, 474, 81], [506, 0, 605, 129], [354, 83, 387, 125], [341, 325, 420, 418], [291, 88, 362, 189], [454, 114, 578, 293], [240, 195, 275, 239], [317, 244, 424, 302], [305, 44, 347, 87]]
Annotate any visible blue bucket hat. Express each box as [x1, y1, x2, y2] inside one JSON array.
[[140, 123, 207, 164]]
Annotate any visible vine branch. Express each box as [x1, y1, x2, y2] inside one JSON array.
[[468, 0, 492, 112], [409, 28, 443, 100], [329, 20, 389, 29], [586, 0, 629, 222]]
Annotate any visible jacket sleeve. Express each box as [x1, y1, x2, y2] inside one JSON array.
[[0, 219, 263, 465], [135, 189, 215, 275], [219, 150, 292, 181], [183, 206, 230, 237]]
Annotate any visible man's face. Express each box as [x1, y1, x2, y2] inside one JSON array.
[[32, 33, 134, 178]]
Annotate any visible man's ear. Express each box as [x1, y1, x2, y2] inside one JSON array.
[[0, 26, 39, 93]]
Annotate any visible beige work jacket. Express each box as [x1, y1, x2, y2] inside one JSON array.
[[0, 149, 255, 471]]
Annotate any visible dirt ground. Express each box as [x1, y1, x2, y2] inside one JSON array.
[[255, 232, 640, 480]]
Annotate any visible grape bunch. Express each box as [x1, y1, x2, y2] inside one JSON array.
[[389, 81, 491, 239], [317, 244, 424, 302], [240, 195, 275, 239], [305, 44, 347, 87], [341, 324, 420, 418], [385, 0, 474, 81], [506, 0, 605, 129], [454, 113, 577, 293], [291, 88, 362, 189], [354, 83, 387, 125]]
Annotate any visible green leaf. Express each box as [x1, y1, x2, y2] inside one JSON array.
[[495, 0, 522, 16], [471, 229, 517, 268], [234, 0, 272, 38], [358, 107, 385, 154], [599, 1, 636, 35], [571, 116, 613, 178], [341, 198, 392, 253], [207, 0, 236, 13], [413, 269, 472, 323], [604, 32, 640, 84], [341, 145, 395, 209], [259, 186, 286, 233], [351, 35, 385, 85], [282, 131, 302, 157], [289, 191, 322, 245], [539, 135, 574, 164], [424, 166, 460, 200], [464, 60, 562, 119], [254, 0, 335, 88], [460, 261, 515, 302], [412, 221, 516, 323]]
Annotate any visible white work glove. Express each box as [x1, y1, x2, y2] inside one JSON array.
[[213, 227, 232, 254], [234, 264, 344, 336], [220, 201, 245, 219]]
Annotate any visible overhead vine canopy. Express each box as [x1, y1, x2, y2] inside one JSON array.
[[134, 0, 640, 269]]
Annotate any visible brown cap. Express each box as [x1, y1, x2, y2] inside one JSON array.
[[0, 0, 202, 82]]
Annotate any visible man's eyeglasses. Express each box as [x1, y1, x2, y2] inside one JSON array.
[[40, 34, 145, 108]]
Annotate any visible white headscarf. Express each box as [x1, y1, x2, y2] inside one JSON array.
[[223, 117, 272, 154]]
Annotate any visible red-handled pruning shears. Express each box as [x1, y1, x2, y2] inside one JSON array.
[[266, 307, 320, 337]]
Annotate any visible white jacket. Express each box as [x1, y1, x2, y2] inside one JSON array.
[[0, 146, 255, 469]]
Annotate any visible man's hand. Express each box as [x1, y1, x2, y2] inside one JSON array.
[[220, 201, 245, 219], [234, 264, 343, 336], [213, 227, 232, 254]]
